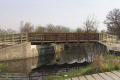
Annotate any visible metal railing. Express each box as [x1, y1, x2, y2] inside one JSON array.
[[0, 32, 118, 45]]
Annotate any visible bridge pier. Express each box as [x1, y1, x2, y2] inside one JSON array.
[[0, 41, 108, 62], [51, 42, 108, 64]]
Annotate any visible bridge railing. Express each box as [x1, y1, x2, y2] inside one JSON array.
[[99, 33, 117, 42], [0, 33, 28, 45], [0, 33, 118, 45], [28, 33, 117, 42], [28, 33, 100, 42]]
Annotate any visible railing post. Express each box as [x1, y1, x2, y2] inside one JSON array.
[[99, 33, 101, 41], [26, 33, 29, 42], [20, 33, 23, 43], [101, 33, 103, 41], [66, 33, 67, 41], [12, 34, 14, 44], [3, 34, 6, 46], [4, 35, 6, 43]]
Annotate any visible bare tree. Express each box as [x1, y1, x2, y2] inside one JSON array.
[[55, 25, 70, 32], [6, 29, 16, 34], [45, 24, 70, 32], [46, 24, 56, 32], [20, 22, 34, 33], [101, 29, 106, 33], [83, 16, 98, 33], [76, 27, 84, 32], [104, 8, 120, 37], [0, 28, 6, 35], [35, 26, 45, 33], [0, 27, 16, 35]]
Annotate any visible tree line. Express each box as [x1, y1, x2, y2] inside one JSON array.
[[0, 16, 98, 35], [0, 8, 120, 38]]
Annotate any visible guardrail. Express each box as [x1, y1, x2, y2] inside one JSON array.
[[0, 32, 118, 45], [28, 33, 99, 41], [99, 33, 117, 42], [0, 33, 28, 45]]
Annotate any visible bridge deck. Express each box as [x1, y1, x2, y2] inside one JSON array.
[[31, 40, 98, 44], [0, 32, 117, 45], [66, 71, 120, 80]]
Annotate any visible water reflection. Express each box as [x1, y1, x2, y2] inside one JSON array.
[[0, 57, 38, 74], [0, 43, 104, 80], [57, 44, 87, 64], [30, 62, 89, 80]]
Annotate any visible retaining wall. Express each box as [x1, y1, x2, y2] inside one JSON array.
[[0, 42, 38, 61]]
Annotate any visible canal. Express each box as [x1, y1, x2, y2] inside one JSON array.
[[0, 43, 106, 80]]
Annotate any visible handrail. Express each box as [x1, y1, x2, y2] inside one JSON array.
[[0, 33, 118, 45]]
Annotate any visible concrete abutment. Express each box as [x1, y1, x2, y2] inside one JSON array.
[[0, 42, 108, 61]]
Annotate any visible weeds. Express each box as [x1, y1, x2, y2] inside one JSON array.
[[42, 54, 120, 80], [92, 54, 120, 73]]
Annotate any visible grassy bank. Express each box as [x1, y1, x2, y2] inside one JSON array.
[[0, 63, 3, 72], [44, 54, 120, 80]]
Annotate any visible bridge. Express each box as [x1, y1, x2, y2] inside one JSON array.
[[0, 32, 118, 46], [0, 33, 119, 79], [0, 32, 119, 61]]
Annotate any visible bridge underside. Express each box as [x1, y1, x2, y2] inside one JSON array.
[[30, 40, 98, 45]]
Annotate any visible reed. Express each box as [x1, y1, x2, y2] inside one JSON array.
[[42, 54, 120, 80]]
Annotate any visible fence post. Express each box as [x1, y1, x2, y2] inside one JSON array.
[[20, 33, 23, 43], [26, 33, 29, 42], [3, 34, 6, 46], [66, 33, 67, 41], [12, 34, 14, 44], [4, 35, 6, 44]]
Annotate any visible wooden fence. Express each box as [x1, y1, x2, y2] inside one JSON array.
[[0, 33, 118, 45], [0, 33, 28, 45], [28, 33, 99, 41]]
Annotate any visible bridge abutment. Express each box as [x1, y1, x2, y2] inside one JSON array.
[[0, 42, 38, 61], [0, 42, 108, 62]]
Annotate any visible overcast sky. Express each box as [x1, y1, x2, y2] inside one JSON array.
[[0, 0, 120, 31]]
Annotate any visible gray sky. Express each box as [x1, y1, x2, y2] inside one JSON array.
[[0, 0, 120, 31]]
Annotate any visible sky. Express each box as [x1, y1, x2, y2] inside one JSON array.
[[0, 0, 120, 31]]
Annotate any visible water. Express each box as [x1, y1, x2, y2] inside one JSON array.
[[0, 43, 103, 80], [0, 57, 89, 80]]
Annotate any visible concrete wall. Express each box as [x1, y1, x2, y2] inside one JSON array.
[[52, 42, 108, 64], [0, 42, 108, 62], [0, 42, 38, 61], [52, 43, 64, 60]]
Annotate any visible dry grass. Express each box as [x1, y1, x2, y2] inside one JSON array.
[[114, 58, 120, 69], [92, 54, 120, 73], [92, 55, 105, 72]]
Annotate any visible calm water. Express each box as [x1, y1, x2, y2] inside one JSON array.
[[0, 43, 98, 80]]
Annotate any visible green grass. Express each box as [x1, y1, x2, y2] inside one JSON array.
[[43, 66, 92, 80], [43, 54, 120, 80], [0, 63, 3, 72]]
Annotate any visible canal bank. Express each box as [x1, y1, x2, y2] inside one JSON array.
[[43, 54, 120, 80]]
